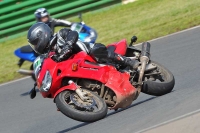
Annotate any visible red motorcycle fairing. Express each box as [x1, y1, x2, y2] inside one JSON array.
[[105, 71, 137, 109], [37, 50, 137, 109], [107, 39, 127, 56], [53, 82, 77, 100], [37, 51, 111, 98]]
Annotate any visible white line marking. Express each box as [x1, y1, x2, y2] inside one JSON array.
[[134, 25, 200, 46], [135, 108, 200, 133], [0, 76, 31, 87], [0, 25, 199, 86], [149, 25, 200, 42]]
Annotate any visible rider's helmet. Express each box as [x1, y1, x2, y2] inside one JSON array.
[[34, 8, 50, 24], [27, 22, 53, 54]]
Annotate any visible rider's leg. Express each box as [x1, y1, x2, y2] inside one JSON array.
[[90, 43, 140, 69], [107, 51, 140, 70]]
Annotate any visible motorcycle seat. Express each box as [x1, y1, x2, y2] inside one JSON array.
[[20, 45, 34, 53], [106, 39, 127, 56]]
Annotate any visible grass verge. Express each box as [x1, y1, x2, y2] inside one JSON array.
[[0, 0, 200, 84]]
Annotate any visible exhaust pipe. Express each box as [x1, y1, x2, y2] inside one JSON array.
[[17, 69, 33, 76], [138, 42, 151, 91]]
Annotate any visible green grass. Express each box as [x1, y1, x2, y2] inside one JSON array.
[[0, 0, 200, 84]]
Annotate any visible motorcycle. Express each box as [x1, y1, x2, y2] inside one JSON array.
[[29, 36, 175, 122], [14, 13, 97, 79]]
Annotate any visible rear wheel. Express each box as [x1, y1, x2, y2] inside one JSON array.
[[142, 60, 175, 96], [55, 89, 107, 122]]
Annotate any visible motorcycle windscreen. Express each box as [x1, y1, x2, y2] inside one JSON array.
[[78, 33, 89, 42], [71, 23, 83, 33]]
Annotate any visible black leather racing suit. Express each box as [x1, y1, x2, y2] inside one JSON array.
[[46, 18, 72, 33], [52, 28, 139, 69]]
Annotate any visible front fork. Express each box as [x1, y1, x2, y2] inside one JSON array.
[[68, 80, 89, 102]]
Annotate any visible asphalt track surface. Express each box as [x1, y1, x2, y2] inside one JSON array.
[[0, 26, 200, 133]]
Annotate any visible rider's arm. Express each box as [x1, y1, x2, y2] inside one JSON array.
[[53, 18, 72, 27]]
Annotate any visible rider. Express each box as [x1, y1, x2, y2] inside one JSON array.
[[71, 22, 97, 43], [34, 8, 72, 33], [35, 8, 97, 43], [27, 22, 140, 71]]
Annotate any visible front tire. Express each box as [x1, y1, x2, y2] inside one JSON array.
[[55, 89, 107, 122], [142, 60, 175, 96]]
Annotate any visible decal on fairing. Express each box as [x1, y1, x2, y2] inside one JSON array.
[[33, 56, 43, 78]]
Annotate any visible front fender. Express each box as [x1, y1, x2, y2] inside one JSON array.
[[53, 83, 77, 102]]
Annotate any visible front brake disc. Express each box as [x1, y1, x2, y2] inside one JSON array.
[[70, 93, 96, 111]]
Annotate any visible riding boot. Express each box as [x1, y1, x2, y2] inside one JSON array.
[[108, 51, 140, 70]]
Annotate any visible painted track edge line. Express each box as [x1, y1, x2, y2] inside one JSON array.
[[148, 25, 200, 43], [134, 25, 200, 46], [0, 76, 31, 87], [135, 108, 200, 133]]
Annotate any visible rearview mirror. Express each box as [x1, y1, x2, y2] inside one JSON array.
[[129, 36, 137, 46]]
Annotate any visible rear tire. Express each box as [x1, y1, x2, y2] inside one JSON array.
[[142, 60, 175, 96], [55, 90, 107, 122]]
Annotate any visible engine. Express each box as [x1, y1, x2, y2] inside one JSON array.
[[77, 79, 117, 108]]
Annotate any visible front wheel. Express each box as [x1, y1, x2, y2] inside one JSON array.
[[55, 89, 107, 122], [142, 60, 175, 96]]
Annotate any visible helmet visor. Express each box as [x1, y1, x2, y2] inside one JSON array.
[[28, 37, 44, 54]]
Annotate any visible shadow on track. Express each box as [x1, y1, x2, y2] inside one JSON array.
[[56, 95, 162, 133], [57, 122, 89, 133], [20, 88, 39, 96], [107, 90, 175, 116], [107, 96, 157, 116]]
